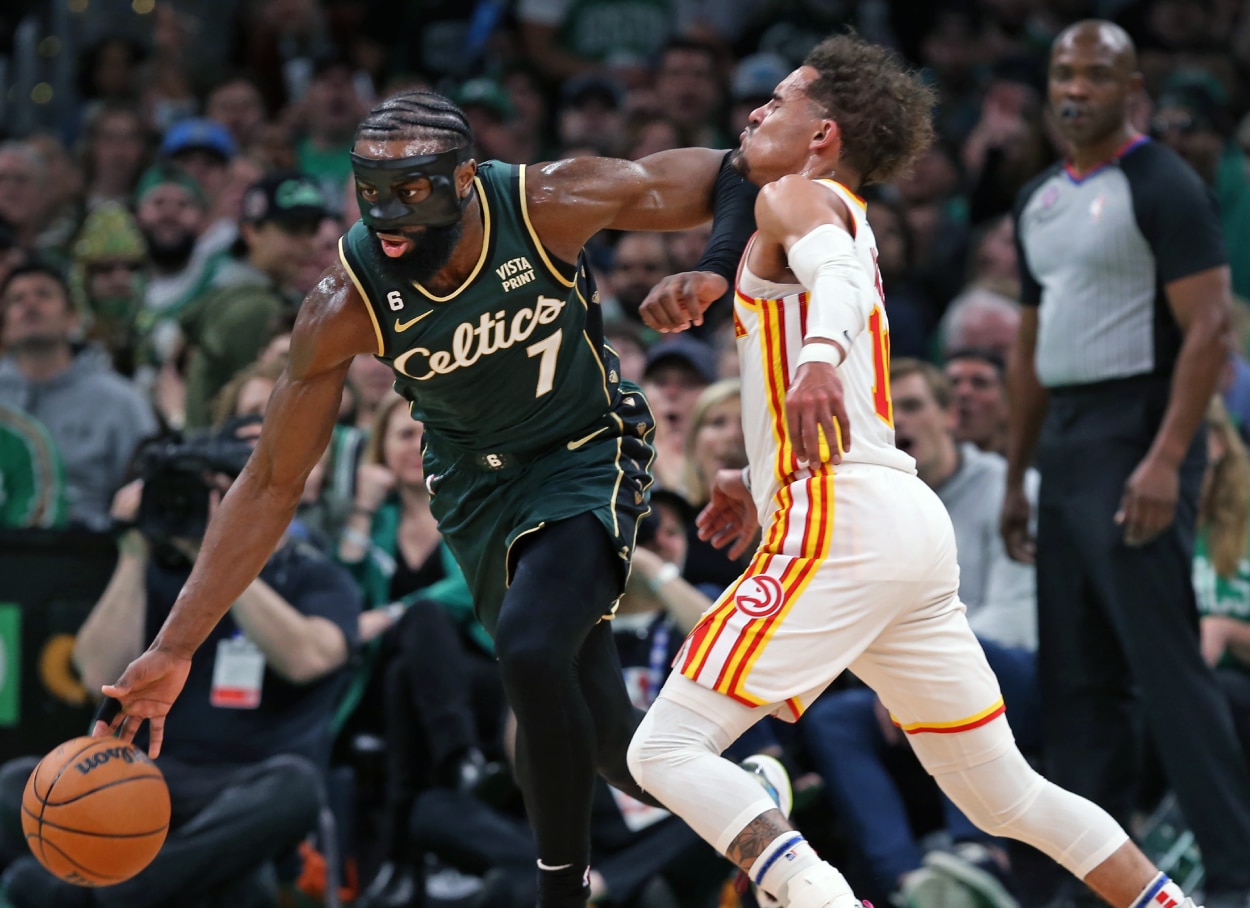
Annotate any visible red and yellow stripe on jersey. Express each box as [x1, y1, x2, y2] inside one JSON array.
[[677, 468, 835, 720]]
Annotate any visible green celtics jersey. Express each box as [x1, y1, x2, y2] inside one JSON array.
[[339, 161, 622, 458]]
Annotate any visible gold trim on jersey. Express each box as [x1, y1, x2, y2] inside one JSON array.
[[815, 178, 868, 211], [338, 236, 385, 355], [518, 165, 576, 289], [411, 176, 492, 302], [574, 280, 613, 406]]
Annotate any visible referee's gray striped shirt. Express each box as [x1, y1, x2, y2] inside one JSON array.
[[1013, 137, 1225, 388]]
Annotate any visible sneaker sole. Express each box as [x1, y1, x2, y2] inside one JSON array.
[[923, 851, 1021, 908], [741, 754, 794, 818]]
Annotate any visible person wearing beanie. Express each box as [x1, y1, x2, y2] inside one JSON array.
[[70, 202, 149, 376]]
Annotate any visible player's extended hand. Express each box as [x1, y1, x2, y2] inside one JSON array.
[[1000, 482, 1035, 564], [639, 271, 728, 334], [785, 360, 850, 466], [1115, 454, 1179, 547], [696, 468, 760, 561], [92, 647, 192, 759]]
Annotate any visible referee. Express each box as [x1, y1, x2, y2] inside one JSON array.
[[1002, 20, 1250, 907]]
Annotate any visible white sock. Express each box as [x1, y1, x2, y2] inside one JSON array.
[[749, 833, 818, 899], [778, 861, 858, 908], [1130, 873, 1187, 908]]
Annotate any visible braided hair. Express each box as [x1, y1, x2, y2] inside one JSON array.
[[354, 89, 474, 153]]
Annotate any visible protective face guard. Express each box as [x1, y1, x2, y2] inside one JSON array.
[[351, 147, 468, 230]]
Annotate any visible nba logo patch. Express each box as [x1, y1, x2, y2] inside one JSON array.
[[734, 575, 785, 619], [734, 310, 747, 339]]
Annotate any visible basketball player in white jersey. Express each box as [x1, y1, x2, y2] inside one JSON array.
[[630, 33, 1208, 908]]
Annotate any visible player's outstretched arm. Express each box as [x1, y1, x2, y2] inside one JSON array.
[[524, 147, 726, 263], [96, 262, 378, 756]]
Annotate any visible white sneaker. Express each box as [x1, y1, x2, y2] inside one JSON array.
[[740, 754, 794, 907]]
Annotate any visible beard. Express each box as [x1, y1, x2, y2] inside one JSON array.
[[142, 228, 197, 270], [729, 147, 750, 180], [380, 220, 465, 284]]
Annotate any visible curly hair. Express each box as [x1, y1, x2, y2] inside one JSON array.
[[802, 33, 937, 186]]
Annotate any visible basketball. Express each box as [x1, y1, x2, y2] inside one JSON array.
[[21, 736, 171, 887]]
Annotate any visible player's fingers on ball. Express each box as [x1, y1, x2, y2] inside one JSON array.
[[90, 720, 111, 738], [148, 718, 165, 759]]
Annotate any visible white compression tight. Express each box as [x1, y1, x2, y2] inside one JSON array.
[[914, 723, 1128, 880], [629, 677, 1128, 882], [628, 692, 779, 855]]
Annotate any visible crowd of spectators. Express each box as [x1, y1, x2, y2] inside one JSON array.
[[2, 0, 1250, 907]]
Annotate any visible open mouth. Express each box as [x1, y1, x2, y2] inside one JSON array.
[[376, 233, 415, 258], [895, 435, 914, 455]]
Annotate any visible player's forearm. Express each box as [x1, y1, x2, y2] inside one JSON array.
[[1149, 309, 1229, 468], [231, 578, 348, 683], [695, 152, 758, 285], [1005, 338, 1047, 489], [152, 470, 303, 660]]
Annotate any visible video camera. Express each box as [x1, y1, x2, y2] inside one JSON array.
[[135, 426, 255, 543]]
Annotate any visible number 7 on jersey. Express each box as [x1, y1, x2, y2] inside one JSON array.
[[527, 329, 562, 397]]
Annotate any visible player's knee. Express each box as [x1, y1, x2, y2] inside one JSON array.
[[625, 727, 650, 791], [494, 624, 566, 698], [933, 747, 1046, 838], [626, 704, 716, 795]]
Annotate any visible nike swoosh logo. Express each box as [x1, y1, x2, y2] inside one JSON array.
[[567, 427, 610, 450], [395, 310, 434, 332]]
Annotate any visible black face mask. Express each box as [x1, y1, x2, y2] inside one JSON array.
[[350, 147, 468, 230]]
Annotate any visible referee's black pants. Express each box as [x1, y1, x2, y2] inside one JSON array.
[[1036, 378, 1250, 893]]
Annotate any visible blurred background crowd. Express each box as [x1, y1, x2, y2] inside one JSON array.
[[1, 0, 1250, 907]]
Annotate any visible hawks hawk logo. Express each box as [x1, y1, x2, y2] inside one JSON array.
[[734, 575, 785, 619]]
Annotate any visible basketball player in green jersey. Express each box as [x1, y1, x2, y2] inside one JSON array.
[[93, 90, 739, 907]]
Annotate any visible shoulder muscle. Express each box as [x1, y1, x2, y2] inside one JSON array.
[[287, 261, 381, 381], [755, 176, 850, 250]]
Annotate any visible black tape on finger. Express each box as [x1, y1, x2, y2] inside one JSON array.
[[90, 696, 123, 734]]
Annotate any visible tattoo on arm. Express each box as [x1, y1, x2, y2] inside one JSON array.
[[726, 808, 795, 871]]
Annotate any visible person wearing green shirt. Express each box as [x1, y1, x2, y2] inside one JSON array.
[[1193, 397, 1250, 761], [0, 402, 67, 529]]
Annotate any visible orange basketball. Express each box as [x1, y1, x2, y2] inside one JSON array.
[[21, 736, 171, 887]]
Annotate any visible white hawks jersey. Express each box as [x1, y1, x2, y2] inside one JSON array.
[[734, 178, 915, 519]]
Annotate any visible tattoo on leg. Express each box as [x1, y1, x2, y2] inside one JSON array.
[[726, 808, 796, 871]]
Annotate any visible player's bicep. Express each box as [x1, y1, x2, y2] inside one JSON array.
[[527, 149, 724, 249]]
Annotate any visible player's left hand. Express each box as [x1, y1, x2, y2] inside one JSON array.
[[639, 271, 727, 333], [786, 360, 850, 466], [1115, 454, 1179, 547], [697, 468, 759, 561]]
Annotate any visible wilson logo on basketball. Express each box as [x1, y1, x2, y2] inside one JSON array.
[[75, 746, 142, 775], [734, 575, 786, 619]]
